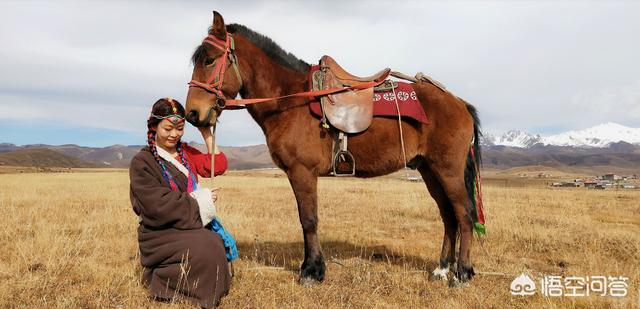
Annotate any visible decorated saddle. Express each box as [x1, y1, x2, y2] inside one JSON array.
[[309, 56, 428, 134], [309, 81, 428, 126]]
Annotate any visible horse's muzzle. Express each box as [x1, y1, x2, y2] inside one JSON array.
[[186, 106, 217, 128]]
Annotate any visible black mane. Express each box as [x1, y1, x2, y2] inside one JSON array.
[[191, 23, 310, 74]]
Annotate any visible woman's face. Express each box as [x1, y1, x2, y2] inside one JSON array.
[[155, 118, 184, 150]]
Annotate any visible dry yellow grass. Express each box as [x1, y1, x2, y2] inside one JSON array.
[[0, 169, 638, 308]]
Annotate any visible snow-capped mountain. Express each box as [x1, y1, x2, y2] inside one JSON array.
[[485, 122, 640, 148], [482, 130, 542, 148], [542, 122, 640, 148]]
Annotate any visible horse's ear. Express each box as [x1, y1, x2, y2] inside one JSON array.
[[211, 11, 226, 39]]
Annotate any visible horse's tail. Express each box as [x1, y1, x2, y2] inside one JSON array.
[[463, 101, 486, 235]]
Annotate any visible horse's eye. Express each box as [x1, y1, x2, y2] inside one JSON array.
[[204, 57, 215, 66]]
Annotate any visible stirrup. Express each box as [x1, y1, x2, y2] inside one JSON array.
[[330, 132, 355, 176], [332, 150, 355, 176]]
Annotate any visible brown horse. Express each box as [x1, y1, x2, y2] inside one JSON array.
[[185, 12, 484, 285]]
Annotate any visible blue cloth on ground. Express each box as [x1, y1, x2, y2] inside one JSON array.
[[210, 217, 238, 262]]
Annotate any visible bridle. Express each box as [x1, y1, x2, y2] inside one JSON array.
[[188, 33, 243, 110], [187, 33, 386, 109]]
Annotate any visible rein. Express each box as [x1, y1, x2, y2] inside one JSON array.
[[188, 34, 386, 110]]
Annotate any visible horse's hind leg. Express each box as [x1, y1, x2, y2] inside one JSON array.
[[430, 163, 476, 285], [286, 166, 325, 283], [418, 162, 457, 281]]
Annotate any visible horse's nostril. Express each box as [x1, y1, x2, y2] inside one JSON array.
[[187, 110, 199, 124]]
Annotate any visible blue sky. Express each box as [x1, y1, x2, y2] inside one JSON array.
[[2, 121, 141, 147], [1, 0, 639, 147]]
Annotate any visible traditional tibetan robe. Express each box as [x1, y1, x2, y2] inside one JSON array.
[[129, 144, 230, 308]]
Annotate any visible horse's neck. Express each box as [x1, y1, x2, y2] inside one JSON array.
[[234, 36, 310, 126], [242, 65, 309, 120], [242, 65, 308, 99]]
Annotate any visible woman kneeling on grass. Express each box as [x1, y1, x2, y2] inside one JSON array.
[[129, 98, 235, 308]]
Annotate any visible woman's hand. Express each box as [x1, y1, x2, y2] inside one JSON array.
[[211, 187, 221, 203]]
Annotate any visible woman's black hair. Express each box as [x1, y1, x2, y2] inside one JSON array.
[[146, 98, 193, 191]]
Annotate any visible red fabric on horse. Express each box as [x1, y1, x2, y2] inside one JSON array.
[[309, 81, 428, 124]]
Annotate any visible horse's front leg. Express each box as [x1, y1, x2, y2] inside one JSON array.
[[286, 166, 325, 283]]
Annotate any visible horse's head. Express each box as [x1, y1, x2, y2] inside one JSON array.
[[185, 11, 243, 127]]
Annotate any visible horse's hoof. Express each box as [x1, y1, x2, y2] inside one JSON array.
[[428, 267, 449, 282], [299, 277, 320, 287], [299, 256, 325, 283], [454, 263, 476, 283], [448, 276, 470, 288]]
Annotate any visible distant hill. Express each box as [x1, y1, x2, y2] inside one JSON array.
[[482, 142, 640, 175], [0, 148, 99, 168], [18, 144, 141, 168], [2, 141, 639, 174], [0, 143, 276, 170], [0, 143, 20, 152]]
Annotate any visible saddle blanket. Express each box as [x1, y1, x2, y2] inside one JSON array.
[[309, 81, 429, 124]]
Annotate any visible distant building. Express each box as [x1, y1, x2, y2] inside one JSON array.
[[404, 176, 422, 182], [584, 180, 598, 189], [603, 173, 622, 181], [585, 180, 613, 189]]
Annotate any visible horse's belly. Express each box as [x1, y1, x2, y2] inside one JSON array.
[[353, 160, 405, 178]]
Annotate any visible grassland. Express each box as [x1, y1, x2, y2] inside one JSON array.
[[0, 169, 638, 308]]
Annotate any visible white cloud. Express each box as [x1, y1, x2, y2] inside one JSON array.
[[1, 0, 639, 146], [570, 80, 640, 123]]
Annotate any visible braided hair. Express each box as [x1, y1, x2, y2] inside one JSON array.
[[147, 98, 197, 191]]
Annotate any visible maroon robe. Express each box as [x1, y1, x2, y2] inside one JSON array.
[[129, 146, 231, 308]]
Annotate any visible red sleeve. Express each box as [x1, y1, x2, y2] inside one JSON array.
[[183, 144, 228, 178], [213, 151, 228, 176]]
